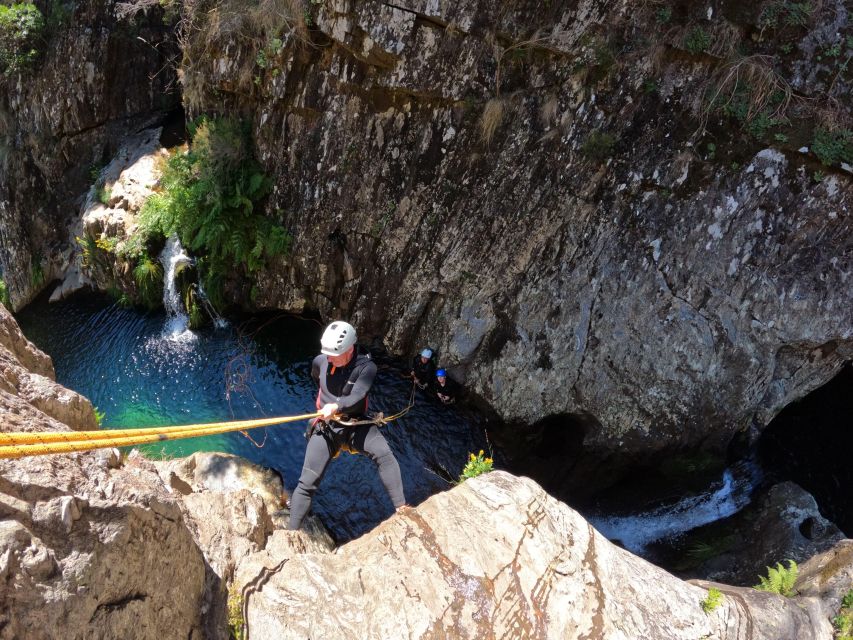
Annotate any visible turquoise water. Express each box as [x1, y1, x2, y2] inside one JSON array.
[[16, 291, 489, 541]]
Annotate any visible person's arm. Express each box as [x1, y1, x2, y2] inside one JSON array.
[[335, 360, 377, 414], [311, 355, 323, 385]]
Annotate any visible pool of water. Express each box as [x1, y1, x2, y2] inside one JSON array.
[[16, 290, 490, 542]]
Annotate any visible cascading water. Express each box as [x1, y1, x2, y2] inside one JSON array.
[[588, 457, 763, 554], [159, 235, 194, 339]]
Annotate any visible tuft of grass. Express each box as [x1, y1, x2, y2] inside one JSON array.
[[0, 278, 10, 308], [580, 130, 616, 163], [96, 185, 112, 205], [759, 1, 814, 30], [479, 98, 505, 145], [684, 27, 711, 55], [812, 128, 853, 166], [459, 450, 493, 482], [754, 560, 798, 597], [701, 587, 723, 613], [93, 406, 106, 427], [699, 55, 792, 139], [834, 588, 853, 640]]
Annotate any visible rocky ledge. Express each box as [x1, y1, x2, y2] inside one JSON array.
[[1, 303, 851, 639]]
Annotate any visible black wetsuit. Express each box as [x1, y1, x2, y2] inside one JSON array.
[[434, 376, 459, 404], [288, 348, 405, 530], [411, 355, 436, 387]]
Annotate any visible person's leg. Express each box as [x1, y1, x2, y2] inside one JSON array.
[[288, 431, 335, 530], [352, 425, 406, 508]]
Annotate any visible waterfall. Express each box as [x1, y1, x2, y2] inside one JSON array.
[[159, 235, 194, 339], [587, 457, 763, 554]]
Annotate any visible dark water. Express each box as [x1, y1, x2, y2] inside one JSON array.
[[758, 364, 853, 536], [16, 291, 489, 542]]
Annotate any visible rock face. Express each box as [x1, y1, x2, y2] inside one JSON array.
[[172, 0, 853, 463], [0, 306, 207, 639], [240, 471, 836, 639], [52, 126, 169, 303], [684, 481, 845, 586], [0, 2, 178, 310]]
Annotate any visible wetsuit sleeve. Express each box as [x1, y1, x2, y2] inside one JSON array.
[[336, 360, 377, 414], [311, 354, 323, 385]]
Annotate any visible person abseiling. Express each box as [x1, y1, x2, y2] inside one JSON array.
[[434, 368, 459, 405], [409, 347, 436, 389], [288, 320, 406, 530]]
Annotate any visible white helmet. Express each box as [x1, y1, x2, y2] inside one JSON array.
[[320, 321, 357, 356]]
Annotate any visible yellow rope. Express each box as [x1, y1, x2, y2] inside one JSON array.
[[0, 412, 321, 460], [0, 378, 420, 460]]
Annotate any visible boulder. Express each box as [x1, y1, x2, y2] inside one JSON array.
[[240, 471, 831, 639], [0, 305, 207, 639]]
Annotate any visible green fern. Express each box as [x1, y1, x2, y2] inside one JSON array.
[[132, 254, 163, 309], [754, 560, 798, 597], [132, 117, 291, 306]]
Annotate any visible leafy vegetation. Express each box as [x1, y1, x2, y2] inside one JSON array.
[[132, 254, 163, 309], [754, 560, 798, 597], [93, 406, 106, 427], [684, 27, 711, 55], [227, 583, 244, 639], [459, 450, 494, 482], [137, 117, 289, 309], [812, 128, 853, 167], [0, 278, 10, 308], [701, 587, 723, 614], [759, 1, 814, 30], [0, 3, 44, 75], [833, 589, 853, 640]]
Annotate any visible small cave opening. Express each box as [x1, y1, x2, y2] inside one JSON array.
[[757, 363, 853, 536], [158, 107, 189, 148]]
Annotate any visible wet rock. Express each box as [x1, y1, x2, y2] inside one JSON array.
[[678, 482, 845, 586], [154, 451, 286, 512]]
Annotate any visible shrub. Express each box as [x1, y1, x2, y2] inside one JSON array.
[[137, 117, 290, 308], [754, 560, 798, 597], [684, 27, 711, 55], [132, 254, 163, 309], [459, 450, 493, 482], [227, 584, 244, 639], [701, 587, 723, 613], [580, 130, 616, 163], [812, 128, 853, 166], [0, 278, 10, 307]]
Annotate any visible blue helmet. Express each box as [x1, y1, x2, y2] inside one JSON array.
[[420, 348, 433, 358], [436, 369, 446, 378]]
